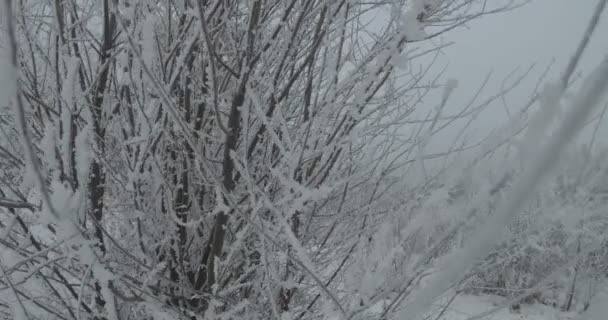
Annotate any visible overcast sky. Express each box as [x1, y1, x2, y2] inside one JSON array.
[[445, 0, 607, 83], [425, 0, 608, 152]]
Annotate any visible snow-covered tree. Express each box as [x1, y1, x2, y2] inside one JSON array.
[[2, 0, 607, 319]]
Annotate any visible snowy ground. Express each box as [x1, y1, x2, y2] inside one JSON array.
[[361, 293, 577, 320], [434, 294, 576, 320]]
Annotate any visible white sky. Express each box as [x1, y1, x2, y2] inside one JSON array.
[[445, 0, 608, 83], [425, 0, 608, 152]]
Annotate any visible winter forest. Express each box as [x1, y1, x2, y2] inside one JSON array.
[[1, 0, 608, 319]]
